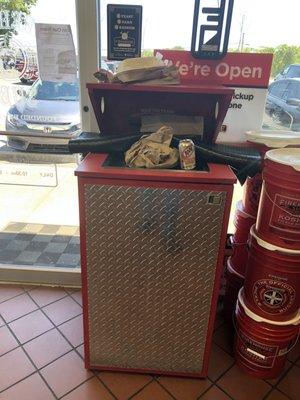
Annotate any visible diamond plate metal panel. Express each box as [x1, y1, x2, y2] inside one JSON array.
[[84, 183, 226, 373]]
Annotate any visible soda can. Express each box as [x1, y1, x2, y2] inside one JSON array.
[[179, 139, 196, 170]]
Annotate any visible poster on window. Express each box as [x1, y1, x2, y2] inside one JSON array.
[[35, 23, 77, 83]]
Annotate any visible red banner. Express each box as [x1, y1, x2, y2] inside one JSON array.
[[154, 50, 273, 88]]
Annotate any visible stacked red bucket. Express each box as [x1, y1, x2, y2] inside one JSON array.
[[223, 131, 300, 324], [223, 201, 255, 323], [234, 148, 300, 379]]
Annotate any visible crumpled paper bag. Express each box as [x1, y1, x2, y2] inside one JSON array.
[[125, 126, 179, 169], [94, 57, 180, 85]]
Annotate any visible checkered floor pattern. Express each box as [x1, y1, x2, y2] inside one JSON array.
[[0, 284, 299, 400], [0, 223, 80, 268]]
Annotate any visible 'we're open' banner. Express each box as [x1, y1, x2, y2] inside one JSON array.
[[155, 50, 273, 143]]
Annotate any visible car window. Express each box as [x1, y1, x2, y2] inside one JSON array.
[[287, 82, 300, 99], [286, 66, 300, 78], [269, 81, 289, 98], [283, 66, 290, 75], [28, 81, 79, 101]]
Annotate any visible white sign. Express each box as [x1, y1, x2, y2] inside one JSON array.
[[0, 163, 57, 187], [217, 88, 268, 144], [35, 23, 77, 83]]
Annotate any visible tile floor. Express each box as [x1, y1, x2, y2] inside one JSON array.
[[0, 284, 299, 400]]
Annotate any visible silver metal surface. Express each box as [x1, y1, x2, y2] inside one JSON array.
[[84, 183, 226, 373]]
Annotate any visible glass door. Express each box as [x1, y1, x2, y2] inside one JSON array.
[[0, 0, 98, 286]]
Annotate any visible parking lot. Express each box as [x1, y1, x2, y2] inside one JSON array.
[[0, 78, 79, 233]]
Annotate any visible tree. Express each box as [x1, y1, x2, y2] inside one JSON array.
[[142, 49, 154, 57], [272, 45, 300, 76], [171, 46, 184, 50], [0, 0, 37, 44], [229, 44, 300, 78]]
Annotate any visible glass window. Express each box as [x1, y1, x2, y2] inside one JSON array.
[[286, 65, 300, 78], [269, 82, 288, 98], [0, 0, 80, 273], [287, 82, 300, 99]]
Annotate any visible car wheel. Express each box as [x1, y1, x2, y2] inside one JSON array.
[[271, 110, 282, 124]]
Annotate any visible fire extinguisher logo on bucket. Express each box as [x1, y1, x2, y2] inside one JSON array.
[[270, 194, 300, 232], [253, 279, 296, 315]]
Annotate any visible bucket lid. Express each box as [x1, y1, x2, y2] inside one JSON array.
[[236, 200, 256, 220], [265, 148, 300, 171], [246, 130, 300, 148], [250, 226, 300, 255], [238, 289, 300, 326]]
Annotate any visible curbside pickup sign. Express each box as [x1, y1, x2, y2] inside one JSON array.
[[155, 50, 273, 143]]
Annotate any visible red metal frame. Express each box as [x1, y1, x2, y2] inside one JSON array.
[[76, 153, 235, 378], [86, 82, 234, 142], [75, 153, 236, 184]]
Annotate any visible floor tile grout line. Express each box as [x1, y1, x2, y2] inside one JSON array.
[[262, 387, 277, 400], [57, 375, 97, 400], [154, 376, 191, 400], [211, 361, 236, 385], [129, 378, 166, 400], [94, 374, 121, 400], [28, 347, 74, 374], [48, 311, 83, 330], [0, 288, 27, 305], [263, 362, 294, 388], [2, 289, 81, 328], [5, 323, 56, 346], [0, 321, 59, 400], [26, 290, 84, 360], [1, 306, 84, 353], [65, 291, 83, 308], [0, 370, 38, 395], [197, 381, 234, 400], [271, 386, 294, 400], [0, 291, 71, 325]]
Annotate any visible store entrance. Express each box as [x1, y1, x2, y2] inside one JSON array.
[[0, 0, 80, 284]]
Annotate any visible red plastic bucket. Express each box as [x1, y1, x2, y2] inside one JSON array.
[[231, 239, 249, 277], [256, 149, 300, 249], [231, 202, 256, 275], [244, 227, 300, 321], [223, 258, 245, 325], [244, 131, 300, 216], [233, 201, 256, 244], [234, 289, 299, 379], [242, 173, 263, 217]]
